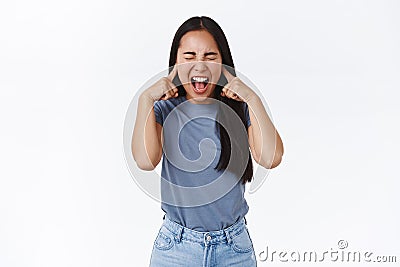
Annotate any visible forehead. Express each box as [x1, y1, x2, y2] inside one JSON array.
[[178, 30, 219, 52]]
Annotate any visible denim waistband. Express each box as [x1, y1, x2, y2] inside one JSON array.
[[161, 214, 248, 246]]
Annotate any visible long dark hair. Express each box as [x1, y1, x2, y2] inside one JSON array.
[[168, 16, 253, 184]]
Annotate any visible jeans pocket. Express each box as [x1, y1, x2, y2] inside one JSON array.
[[230, 227, 254, 253], [154, 226, 175, 251]]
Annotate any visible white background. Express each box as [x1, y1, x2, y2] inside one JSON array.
[[1, 0, 399, 266]]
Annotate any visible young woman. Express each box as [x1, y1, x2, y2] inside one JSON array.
[[132, 16, 284, 267]]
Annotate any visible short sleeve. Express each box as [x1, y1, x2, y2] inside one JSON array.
[[153, 101, 164, 126], [243, 102, 251, 127]]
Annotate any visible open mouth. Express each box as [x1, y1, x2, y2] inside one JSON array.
[[191, 76, 209, 94]]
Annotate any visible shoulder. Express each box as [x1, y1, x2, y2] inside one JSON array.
[[153, 96, 186, 124], [154, 96, 184, 106], [154, 96, 185, 110]]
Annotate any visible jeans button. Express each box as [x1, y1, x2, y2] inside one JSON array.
[[206, 235, 211, 241]]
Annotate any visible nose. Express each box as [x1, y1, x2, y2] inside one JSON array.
[[193, 61, 207, 72]]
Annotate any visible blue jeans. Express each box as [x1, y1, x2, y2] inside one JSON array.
[[149, 214, 257, 266]]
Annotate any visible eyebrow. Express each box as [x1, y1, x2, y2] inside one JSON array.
[[183, 51, 218, 57]]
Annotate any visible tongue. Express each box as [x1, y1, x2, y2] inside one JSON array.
[[195, 82, 205, 90]]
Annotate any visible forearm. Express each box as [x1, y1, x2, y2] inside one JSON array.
[[131, 94, 162, 170], [247, 94, 284, 168]]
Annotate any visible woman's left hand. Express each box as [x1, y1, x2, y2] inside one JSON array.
[[220, 66, 256, 103]]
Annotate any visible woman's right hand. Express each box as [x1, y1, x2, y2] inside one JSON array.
[[141, 64, 179, 102]]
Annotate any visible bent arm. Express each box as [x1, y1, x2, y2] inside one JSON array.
[[247, 95, 284, 169], [131, 94, 163, 171]]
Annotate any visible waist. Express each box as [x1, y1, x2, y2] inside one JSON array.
[[161, 214, 247, 246]]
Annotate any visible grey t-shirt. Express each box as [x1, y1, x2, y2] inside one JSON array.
[[153, 95, 251, 231]]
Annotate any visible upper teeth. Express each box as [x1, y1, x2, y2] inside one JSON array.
[[192, 77, 208, 82]]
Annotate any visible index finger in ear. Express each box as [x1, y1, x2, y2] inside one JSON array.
[[222, 66, 235, 83], [167, 64, 178, 81]]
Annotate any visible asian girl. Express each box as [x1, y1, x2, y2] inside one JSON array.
[[132, 16, 284, 267]]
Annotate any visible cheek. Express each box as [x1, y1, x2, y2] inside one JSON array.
[[177, 66, 190, 84], [176, 56, 184, 64], [210, 66, 222, 83], [176, 55, 190, 85]]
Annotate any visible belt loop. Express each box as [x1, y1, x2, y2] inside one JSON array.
[[244, 216, 247, 225], [224, 228, 231, 244], [163, 214, 165, 220], [175, 223, 183, 243]]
